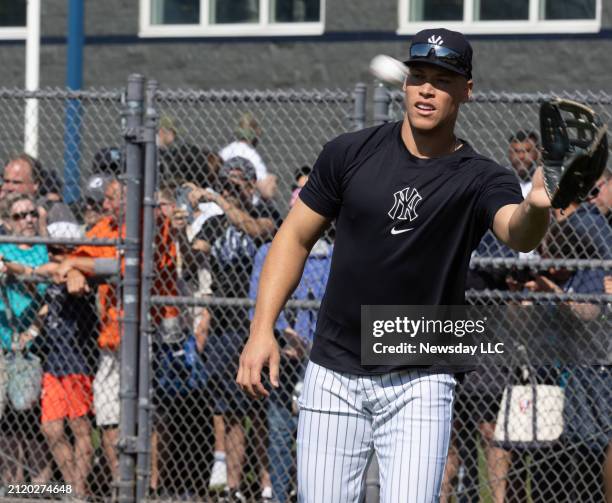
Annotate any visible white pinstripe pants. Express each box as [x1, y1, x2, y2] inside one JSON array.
[[297, 361, 456, 503]]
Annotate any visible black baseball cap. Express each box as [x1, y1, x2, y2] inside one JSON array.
[[404, 28, 473, 79], [83, 173, 112, 204]]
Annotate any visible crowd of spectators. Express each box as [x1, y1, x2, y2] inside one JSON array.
[[442, 130, 612, 503], [0, 115, 609, 503]]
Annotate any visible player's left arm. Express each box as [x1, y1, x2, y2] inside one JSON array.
[[491, 167, 551, 252]]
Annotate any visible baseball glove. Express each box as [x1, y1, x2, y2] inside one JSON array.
[[539, 99, 608, 209]]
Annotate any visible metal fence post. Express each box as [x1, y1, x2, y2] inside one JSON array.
[[373, 83, 391, 125], [352, 82, 367, 130], [135, 79, 159, 502], [118, 73, 145, 503]]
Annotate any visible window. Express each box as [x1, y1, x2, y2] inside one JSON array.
[[476, 0, 529, 21], [410, 0, 463, 21], [273, 0, 321, 22], [151, 0, 200, 25], [211, 0, 259, 24], [399, 0, 601, 34], [543, 0, 596, 20], [140, 0, 324, 37], [0, 0, 27, 40]]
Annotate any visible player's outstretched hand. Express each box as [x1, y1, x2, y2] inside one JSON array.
[[526, 166, 553, 209], [236, 331, 280, 399]]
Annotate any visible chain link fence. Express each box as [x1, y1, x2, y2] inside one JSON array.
[[0, 77, 609, 502], [0, 85, 130, 503]]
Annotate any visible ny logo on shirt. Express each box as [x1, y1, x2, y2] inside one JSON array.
[[388, 187, 422, 221]]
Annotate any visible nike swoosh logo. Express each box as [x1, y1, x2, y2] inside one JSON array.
[[390, 227, 414, 235]]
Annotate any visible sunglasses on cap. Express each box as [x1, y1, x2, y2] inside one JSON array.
[[409, 43, 470, 76], [11, 209, 38, 221]]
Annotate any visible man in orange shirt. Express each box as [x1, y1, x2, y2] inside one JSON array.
[[55, 178, 179, 483]]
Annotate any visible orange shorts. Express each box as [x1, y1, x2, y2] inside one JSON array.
[[41, 373, 93, 423]]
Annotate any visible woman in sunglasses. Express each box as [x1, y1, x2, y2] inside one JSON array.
[[0, 194, 51, 486], [0, 194, 49, 350]]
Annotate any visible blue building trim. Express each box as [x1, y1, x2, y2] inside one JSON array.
[[63, 0, 85, 204]]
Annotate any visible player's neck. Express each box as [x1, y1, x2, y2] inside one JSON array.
[[401, 119, 459, 159]]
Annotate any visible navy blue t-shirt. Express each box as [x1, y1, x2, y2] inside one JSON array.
[[197, 200, 281, 334], [43, 284, 99, 376], [299, 121, 524, 375]]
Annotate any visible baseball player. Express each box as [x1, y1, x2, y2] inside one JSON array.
[[238, 28, 553, 502]]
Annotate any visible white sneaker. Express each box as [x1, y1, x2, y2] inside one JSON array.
[[218, 487, 247, 503], [261, 485, 274, 501], [209, 459, 228, 488]]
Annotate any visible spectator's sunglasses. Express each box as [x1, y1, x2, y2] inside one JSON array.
[[221, 175, 248, 193], [587, 179, 606, 200], [85, 198, 103, 211], [11, 209, 38, 221], [408, 44, 470, 75]]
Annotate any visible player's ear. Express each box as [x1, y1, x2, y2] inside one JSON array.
[[463, 79, 473, 103], [402, 75, 408, 92]]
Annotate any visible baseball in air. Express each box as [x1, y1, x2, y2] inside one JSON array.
[[369, 54, 408, 86]]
